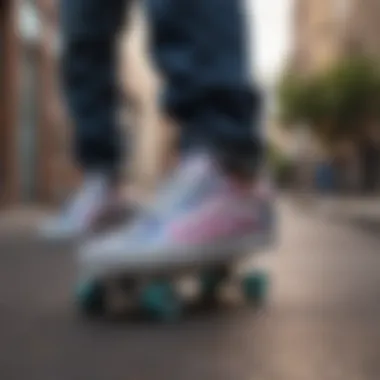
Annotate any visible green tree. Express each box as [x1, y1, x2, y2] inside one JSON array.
[[277, 57, 380, 148], [277, 56, 380, 191]]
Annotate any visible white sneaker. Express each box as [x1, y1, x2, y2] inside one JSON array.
[[38, 174, 120, 240]]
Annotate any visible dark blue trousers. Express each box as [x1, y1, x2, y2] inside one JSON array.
[[60, 0, 263, 176]]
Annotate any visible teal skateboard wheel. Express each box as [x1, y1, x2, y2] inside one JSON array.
[[241, 271, 269, 305], [76, 279, 106, 316], [140, 282, 183, 322]]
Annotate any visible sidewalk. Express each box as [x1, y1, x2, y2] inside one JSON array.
[[317, 195, 380, 217], [0, 207, 50, 234], [291, 194, 380, 234]]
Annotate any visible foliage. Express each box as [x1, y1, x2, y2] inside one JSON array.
[[277, 56, 380, 147]]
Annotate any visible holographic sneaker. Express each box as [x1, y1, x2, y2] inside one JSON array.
[[80, 153, 275, 277]]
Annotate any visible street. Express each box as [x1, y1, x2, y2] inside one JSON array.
[[1, 201, 380, 380]]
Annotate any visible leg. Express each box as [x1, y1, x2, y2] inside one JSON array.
[[38, 0, 133, 240], [145, 0, 263, 177], [60, 0, 131, 173]]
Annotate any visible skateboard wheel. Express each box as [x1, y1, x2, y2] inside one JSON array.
[[75, 279, 106, 317], [140, 282, 183, 322], [200, 268, 227, 303], [241, 271, 269, 305]]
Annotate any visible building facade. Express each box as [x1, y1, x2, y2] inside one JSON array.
[[0, 0, 77, 207], [291, 0, 380, 74]]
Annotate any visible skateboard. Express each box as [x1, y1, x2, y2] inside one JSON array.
[[75, 259, 270, 322], [75, 200, 276, 322]]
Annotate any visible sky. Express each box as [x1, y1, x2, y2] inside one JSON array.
[[246, 0, 293, 85]]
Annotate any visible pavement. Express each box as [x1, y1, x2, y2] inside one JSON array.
[[0, 207, 49, 235], [290, 194, 380, 234], [1, 200, 380, 379]]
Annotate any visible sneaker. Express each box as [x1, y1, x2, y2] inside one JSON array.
[[38, 173, 126, 241], [79, 153, 275, 277]]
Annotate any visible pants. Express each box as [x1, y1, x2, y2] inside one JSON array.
[[60, 0, 263, 176]]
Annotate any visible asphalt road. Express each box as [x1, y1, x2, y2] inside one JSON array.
[[1, 202, 380, 380]]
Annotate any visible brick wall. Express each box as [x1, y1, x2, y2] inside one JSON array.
[[292, 0, 380, 74], [0, 0, 20, 205]]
